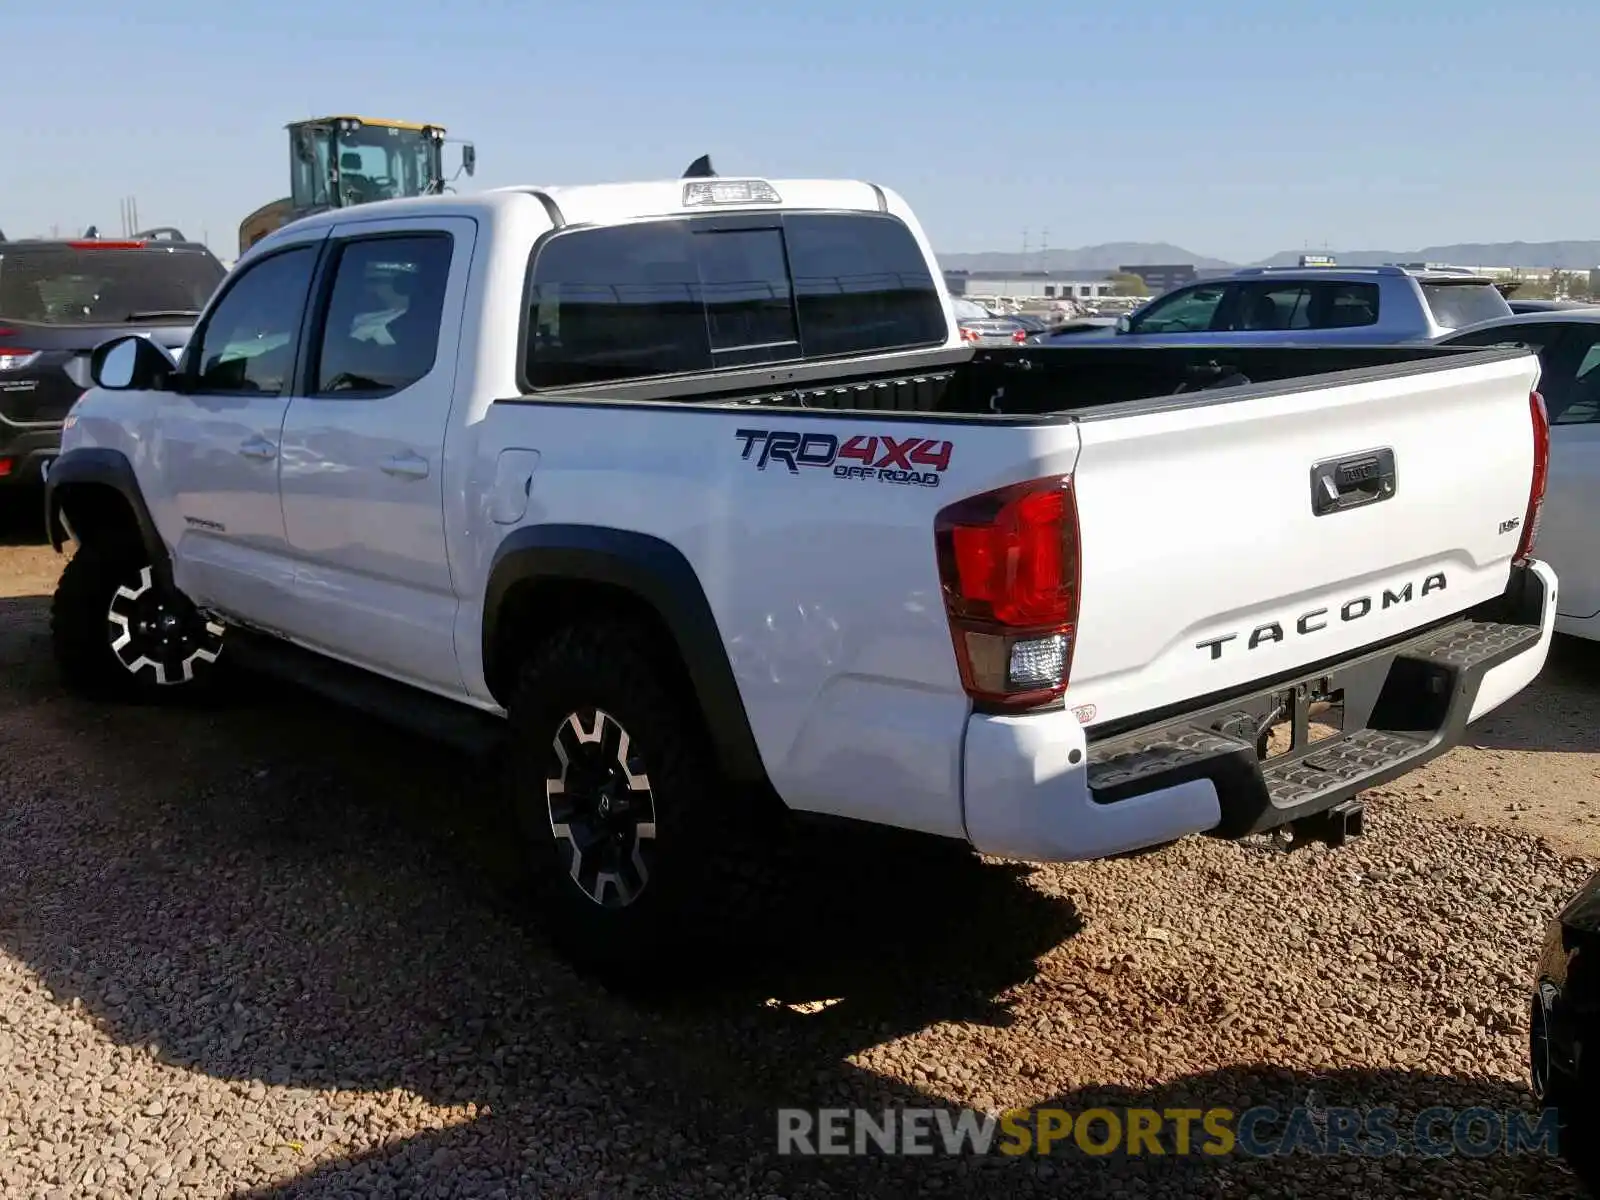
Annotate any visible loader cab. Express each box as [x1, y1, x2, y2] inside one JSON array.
[[287, 116, 476, 213]]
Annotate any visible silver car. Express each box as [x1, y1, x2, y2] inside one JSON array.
[[951, 297, 1028, 347], [1097, 265, 1512, 345]]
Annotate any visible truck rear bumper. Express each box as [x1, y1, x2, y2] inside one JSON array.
[[961, 558, 1556, 862]]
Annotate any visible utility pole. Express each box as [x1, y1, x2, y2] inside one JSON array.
[[1040, 227, 1049, 271], [1021, 227, 1029, 259]]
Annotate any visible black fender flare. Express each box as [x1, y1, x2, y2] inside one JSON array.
[[483, 524, 769, 789], [45, 448, 173, 586]]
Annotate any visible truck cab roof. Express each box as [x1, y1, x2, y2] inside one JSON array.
[[250, 177, 907, 246]]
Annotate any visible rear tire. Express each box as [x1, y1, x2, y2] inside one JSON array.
[[50, 542, 224, 702], [506, 620, 766, 984]]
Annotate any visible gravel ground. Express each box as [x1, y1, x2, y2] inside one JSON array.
[[2, 522, 1599, 1199]]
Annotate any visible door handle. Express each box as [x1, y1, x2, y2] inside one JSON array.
[[380, 451, 430, 480], [238, 436, 277, 461]]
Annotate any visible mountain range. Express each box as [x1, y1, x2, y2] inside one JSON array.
[[938, 240, 1600, 273]]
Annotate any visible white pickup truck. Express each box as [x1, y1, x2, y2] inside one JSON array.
[[44, 174, 1558, 975]]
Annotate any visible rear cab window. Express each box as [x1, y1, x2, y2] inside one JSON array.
[[522, 211, 947, 389], [1419, 281, 1512, 332], [0, 245, 225, 324]]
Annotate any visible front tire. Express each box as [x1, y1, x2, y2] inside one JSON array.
[[50, 542, 224, 702], [506, 621, 762, 982]]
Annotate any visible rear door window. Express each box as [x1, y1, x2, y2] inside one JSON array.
[[313, 234, 454, 395], [1227, 283, 1312, 331], [523, 212, 946, 389], [0, 246, 224, 325], [1420, 282, 1512, 331], [1311, 282, 1380, 329]]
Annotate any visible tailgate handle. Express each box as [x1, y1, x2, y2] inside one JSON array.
[[1310, 448, 1396, 516]]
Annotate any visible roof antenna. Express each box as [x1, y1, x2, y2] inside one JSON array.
[[682, 154, 716, 179]]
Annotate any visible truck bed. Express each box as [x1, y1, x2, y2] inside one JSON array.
[[712, 341, 1509, 419]]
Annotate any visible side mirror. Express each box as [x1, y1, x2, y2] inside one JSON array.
[[90, 335, 176, 392], [461, 143, 476, 177], [1115, 315, 1132, 334]]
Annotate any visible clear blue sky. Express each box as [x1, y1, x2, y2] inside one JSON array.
[[9, 0, 1599, 262]]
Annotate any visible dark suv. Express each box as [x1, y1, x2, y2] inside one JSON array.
[[0, 229, 225, 494]]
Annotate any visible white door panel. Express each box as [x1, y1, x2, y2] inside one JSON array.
[[160, 392, 295, 616], [278, 216, 476, 692], [153, 237, 326, 624]]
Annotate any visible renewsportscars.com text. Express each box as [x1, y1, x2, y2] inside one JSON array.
[[776, 1105, 1561, 1159]]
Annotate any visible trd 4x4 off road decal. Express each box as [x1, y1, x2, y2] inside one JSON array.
[[734, 429, 953, 488]]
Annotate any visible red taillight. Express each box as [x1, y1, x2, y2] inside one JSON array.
[[67, 240, 146, 249], [1011, 328, 1027, 343], [1515, 389, 1550, 563], [934, 475, 1080, 709], [0, 348, 39, 371], [960, 326, 980, 343], [0, 459, 12, 477]]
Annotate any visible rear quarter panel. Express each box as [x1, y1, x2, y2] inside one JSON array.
[[456, 399, 1081, 838]]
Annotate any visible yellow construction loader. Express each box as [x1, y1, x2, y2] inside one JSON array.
[[237, 115, 476, 255]]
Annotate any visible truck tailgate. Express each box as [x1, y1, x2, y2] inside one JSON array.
[[1066, 350, 1542, 727]]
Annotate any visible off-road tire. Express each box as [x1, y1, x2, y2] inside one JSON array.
[[506, 620, 769, 984], [50, 542, 224, 703]]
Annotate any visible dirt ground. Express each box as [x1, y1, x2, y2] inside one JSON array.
[[1, 518, 1598, 1198]]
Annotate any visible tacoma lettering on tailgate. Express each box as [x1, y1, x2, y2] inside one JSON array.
[[734, 429, 952, 488], [1195, 572, 1448, 661]]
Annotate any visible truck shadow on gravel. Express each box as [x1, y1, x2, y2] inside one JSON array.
[[0, 592, 1073, 1189], [0, 591, 1586, 1198], [229, 1065, 1586, 1199]]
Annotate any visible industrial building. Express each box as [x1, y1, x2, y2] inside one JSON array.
[[942, 269, 1120, 302]]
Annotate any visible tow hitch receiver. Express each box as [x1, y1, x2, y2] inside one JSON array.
[[1284, 799, 1366, 850]]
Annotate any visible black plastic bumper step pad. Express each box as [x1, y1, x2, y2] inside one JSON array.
[[1405, 619, 1541, 670], [1261, 727, 1428, 806]]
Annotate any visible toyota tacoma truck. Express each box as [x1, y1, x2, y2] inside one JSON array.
[[42, 176, 1558, 975]]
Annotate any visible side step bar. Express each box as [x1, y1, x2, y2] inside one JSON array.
[[223, 628, 508, 760]]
